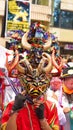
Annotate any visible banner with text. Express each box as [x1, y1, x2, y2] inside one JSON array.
[[5, 0, 31, 37]]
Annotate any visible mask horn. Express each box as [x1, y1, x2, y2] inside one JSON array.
[[21, 32, 31, 50], [38, 52, 52, 75], [43, 36, 52, 51]]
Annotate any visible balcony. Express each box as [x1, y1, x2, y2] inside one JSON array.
[[31, 4, 52, 22], [50, 27, 73, 43], [61, 0, 73, 11]]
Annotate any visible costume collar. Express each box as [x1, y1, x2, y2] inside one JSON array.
[[63, 84, 73, 94]]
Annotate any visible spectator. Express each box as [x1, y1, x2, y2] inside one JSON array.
[[46, 77, 66, 128], [67, 56, 73, 67], [61, 67, 73, 130]]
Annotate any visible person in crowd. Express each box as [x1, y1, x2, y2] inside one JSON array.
[[61, 67, 73, 130], [0, 45, 21, 109], [46, 77, 66, 130], [0, 45, 14, 111], [51, 34, 60, 57], [66, 56, 73, 67], [61, 56, 67, 69], [1, 23, 60, 130]]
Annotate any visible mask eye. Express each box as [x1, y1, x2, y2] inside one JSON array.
[[38, 84, 47, 93], [27, 83, 34, 91]]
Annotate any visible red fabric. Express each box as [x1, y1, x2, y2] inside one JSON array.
[[2, 101, 13, 123], [5, 53, 10, 56], [0, 74, 5, 111], [2, 82, 5, 111], [0, 71, 4, 77], [2, 100, 59, 130], [60, 125, 64, 130]]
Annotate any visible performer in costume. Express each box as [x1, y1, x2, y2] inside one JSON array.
[[1, 23, 60, 130], [61, 67, 73, 130], [0, 45, 14, 110], [0, 45, 15, 126]]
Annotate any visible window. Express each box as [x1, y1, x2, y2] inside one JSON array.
[[53, 0, 73, 29], [59, 10, 73, 29], [32, 0, 49, 6], [53, 0, 61, 27]]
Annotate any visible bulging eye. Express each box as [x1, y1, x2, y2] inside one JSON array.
[[38, 82, 42, 86], [39, 84, 47, 92], [27, 83, 34, 90]]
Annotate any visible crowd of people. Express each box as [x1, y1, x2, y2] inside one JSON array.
[[0, 22, 73, 130]]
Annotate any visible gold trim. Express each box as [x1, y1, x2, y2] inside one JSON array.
[[1, 122, 7, 130], [62, 74, 69, 77]]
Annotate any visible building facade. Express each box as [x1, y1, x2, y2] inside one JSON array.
[[50, 0, 73, 56], [30, 0, 52, 28], [0, 0, 73, 56], [0, 0, 52, 47], [0, 0, 6, 46]]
